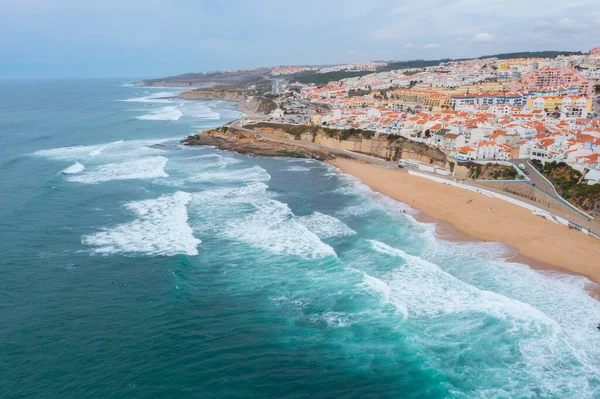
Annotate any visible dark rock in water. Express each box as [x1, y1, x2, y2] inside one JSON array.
[[182, 128, 334, 161]]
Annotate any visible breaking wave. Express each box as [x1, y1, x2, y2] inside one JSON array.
[[189, 166, 271, 183], [82, 191, 200, 256], [224, 199, 337, 260], [137, 106, 183, 121], [297, 212, 356, 239], [61, 161, 85, 174], [66, 156, 168, 184]]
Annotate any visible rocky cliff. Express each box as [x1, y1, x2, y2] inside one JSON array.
[[182, 127, 334, 161], [244, 123, 448, 168]]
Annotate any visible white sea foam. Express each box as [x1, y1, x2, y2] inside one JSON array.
[[34, 144, 109, 161], [119, 91, 175, 103], [137, 106, 183, 121], [32, 138, 173, 161], [82, 191, 200, 256], [335, 203, 377, 218], [192, 182, 270, 204], [183, 154, 241, 166], [224, 199, 336, 259], [356, 269, 408, 318], [368, 239, 557, 325], [367, 239, 600, 397], [182, 103, 221, 120], [188, 166, 271, 183], [310, 311, 350, 328], [66, 156, 168, 184], [342, 173, 416, 215], [284, 166, 311, 172], [297, 212, 356, 239], [61, 161, 85, 174]]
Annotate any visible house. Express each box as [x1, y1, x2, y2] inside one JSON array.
[[476, 141, 499, 159], [441, 133, 465, 152], [457, 146, 477, 161]]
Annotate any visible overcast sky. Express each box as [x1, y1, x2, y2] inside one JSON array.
[[1, 0, 598, 78]]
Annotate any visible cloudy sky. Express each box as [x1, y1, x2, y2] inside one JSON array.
[[0, 0, 598, 78]]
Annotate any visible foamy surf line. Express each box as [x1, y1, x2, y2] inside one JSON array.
[[365, 239, 600, 397], [82, 191, 200, 256], [61, 161, 85, 174], [30, 138, 180, 161], [224, 199, 336, 260], [137, 106, 183, 121], [118, 91, 176, 103], [297, 212, 356, 239], [66, 156, 168, 184]]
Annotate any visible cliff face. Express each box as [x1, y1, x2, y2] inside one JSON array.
[[182, 127, 334, 161], [179, 89, 245, 101], [244, 123, 448, 168]]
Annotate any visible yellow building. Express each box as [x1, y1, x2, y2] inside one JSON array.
[[387, 89, 451, 109], [497, 58, 545, 71], [526, 96, 592, 112], [450, 81, 512, 94]]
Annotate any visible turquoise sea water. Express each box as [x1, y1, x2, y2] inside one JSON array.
[[1, 79, 600, 398]]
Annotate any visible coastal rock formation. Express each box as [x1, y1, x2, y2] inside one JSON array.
[[244, 123, 448, 168], [183, 127, 334, 161], [135, 68, 272, 87]]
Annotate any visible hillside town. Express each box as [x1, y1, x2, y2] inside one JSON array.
[[265, 47, 600, 184]]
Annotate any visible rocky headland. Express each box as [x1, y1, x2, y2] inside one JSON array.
[[182, 127, 335, 160]]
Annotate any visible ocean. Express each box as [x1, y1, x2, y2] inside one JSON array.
[[1, 79, 600, 399]]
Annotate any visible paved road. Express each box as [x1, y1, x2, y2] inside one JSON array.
[[512, 159, 558, 198]]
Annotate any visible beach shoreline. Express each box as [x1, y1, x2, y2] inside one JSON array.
[[329, 157, 600, 289]]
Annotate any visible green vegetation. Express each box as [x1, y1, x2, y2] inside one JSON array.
[[291, 70, 373, 85], [340, 128, 375, 140], [380, 51, 582, 73], [531, 160, 600, 215], [479, 51, 583, 60], [245, 122, 374, 141], [460, 162, 518, 180], [319, 127, 375, 140], [348, 89, 372, 97], [246, 122, 319, 139], [382, 59, 453, 71], [386, 134, 402, 143], [276, 150, 309, 158]]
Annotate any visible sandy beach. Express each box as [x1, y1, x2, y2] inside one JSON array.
[[330, 157, 600, 285]]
